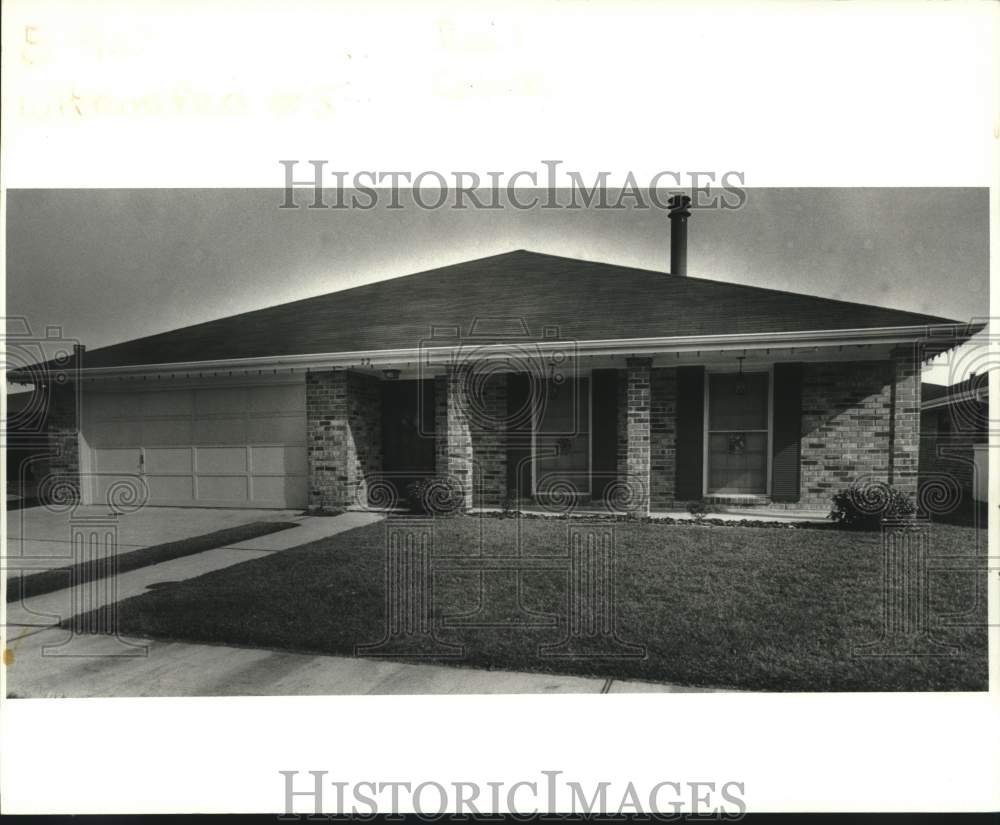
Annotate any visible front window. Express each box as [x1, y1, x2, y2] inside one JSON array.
[[706, 371, 769, 495]]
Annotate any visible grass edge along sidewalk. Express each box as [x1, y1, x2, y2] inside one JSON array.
[[6, 521, 299, 602]]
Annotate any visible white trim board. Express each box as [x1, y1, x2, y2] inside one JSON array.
[[43, 322, 975, 382]]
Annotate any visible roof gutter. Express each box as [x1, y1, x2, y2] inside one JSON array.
[[41, 322, 979, 381], [921, 387, 988, 411]]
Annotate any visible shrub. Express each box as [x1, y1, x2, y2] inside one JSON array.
[[406, 476, 466, 516], [829, 481, 915, 529], [686, 500, 708, 519], [686, 500, 720, 520]]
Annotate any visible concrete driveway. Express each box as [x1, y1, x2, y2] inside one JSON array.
[[3, 504, 304, 577], [3, 509, 380, 632]]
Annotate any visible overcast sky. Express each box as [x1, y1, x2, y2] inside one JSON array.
[[5, 187, 988, 384]]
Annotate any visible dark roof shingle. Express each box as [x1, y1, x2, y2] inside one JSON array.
[[68, 250, 964, 370]]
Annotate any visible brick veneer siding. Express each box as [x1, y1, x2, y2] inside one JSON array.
[[795, 355, 921, 510], [36, 385, 81, 504], [435, 369, 473, 508], [618, 358, 652, 512], [649, 367, 678, 509], [469, 372, 508, 507], [300, 356, 922, 513], [434, 367, 508, 508], [890, 353, 921, 496], [306, 369, 382, 510], [615, 369, 627, 481]]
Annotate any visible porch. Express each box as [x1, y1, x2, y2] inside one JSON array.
[[305, 343, 921, 515]]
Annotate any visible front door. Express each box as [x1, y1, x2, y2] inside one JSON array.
[[381, 379, 436, 497], [706, 371, 769, 495], [533, 376, 591, 496]]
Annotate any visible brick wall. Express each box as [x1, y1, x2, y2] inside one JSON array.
[[306, 369, 382, 510], [301, 357, 922, 514], [468, 372, 508, 507], [434, 366, 507, 508], [615, 368, 627, 480], [796, 355, 921, 510], [619, 358, 652, 512], [39, 385, 81, 503], [434, 369, 473, 508], [649, 367, 678, 509], [613, 361, 675, 512], [890, 352, 921, 496], [613, 355, 921, 513]]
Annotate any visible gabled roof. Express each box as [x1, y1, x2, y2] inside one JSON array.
[[20, 250, 970, 373]]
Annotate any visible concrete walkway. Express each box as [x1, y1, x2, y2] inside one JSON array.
[[652, 507, 829, 524], [471, 505, 829, 524]]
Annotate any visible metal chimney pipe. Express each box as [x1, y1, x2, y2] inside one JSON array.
[[667, 194, 691, 277]]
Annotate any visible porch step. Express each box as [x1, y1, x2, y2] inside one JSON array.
[[702, 495, 771, 507]]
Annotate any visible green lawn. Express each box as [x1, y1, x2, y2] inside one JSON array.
[[89, 517, 988, 691]]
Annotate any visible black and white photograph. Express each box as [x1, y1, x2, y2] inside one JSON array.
[[1, 0, 997, 819], [2, 186, 991, 698]]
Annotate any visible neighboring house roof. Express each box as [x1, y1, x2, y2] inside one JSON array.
[[4, 389, 46, 440], [922, 374, 989, 411], [9, 250, 973, 375], [4, 391, 35, 416]]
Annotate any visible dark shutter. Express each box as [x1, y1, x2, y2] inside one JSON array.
[[675, 366, 705, 500], [590, 369, 619, 500], [506, 373, 532, 499], [771, 363, 803, 502]]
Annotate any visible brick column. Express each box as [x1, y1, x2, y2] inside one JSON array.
[[434, 368, 473, 509], [468, 372, 508, 507], [889, 350, 921, 498], [307, 369, 382, 511], [622, 358, 652, 513], [650, 367, 678, 509], [39, 384, 80, 501]]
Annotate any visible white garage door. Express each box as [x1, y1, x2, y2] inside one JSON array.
[[84, 380, 307, 508]]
